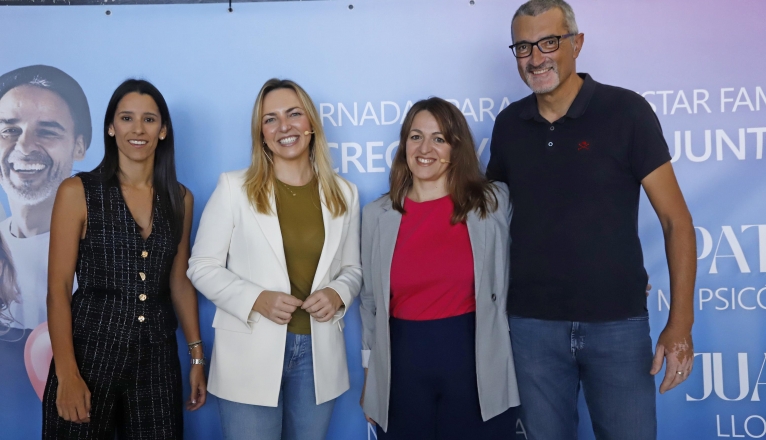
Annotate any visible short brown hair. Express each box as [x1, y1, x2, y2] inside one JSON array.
[[389, 97, 498, 224]]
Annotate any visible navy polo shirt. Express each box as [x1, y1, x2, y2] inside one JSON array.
[[487, 73, 671, 322]]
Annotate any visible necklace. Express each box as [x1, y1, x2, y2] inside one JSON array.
[[277, 180, 297, 197]]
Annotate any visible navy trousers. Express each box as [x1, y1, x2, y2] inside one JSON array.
[[378, 312, 515, 440]]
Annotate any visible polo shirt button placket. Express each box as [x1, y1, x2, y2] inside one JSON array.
[[546, 124, 556, 152]]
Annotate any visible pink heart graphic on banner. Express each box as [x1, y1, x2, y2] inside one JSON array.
[[23, 322, 53, 401]]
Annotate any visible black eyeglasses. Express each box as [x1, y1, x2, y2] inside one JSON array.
[[509, 33, 576, 58]]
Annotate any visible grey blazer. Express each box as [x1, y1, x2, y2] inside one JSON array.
[[359, 183, 520, 432]]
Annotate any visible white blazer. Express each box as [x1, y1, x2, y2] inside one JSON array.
[[187, 169, 362, 406]]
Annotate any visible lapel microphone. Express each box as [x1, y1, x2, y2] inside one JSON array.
[[440, 159, 451, 163], [304, 130, 315, 135]]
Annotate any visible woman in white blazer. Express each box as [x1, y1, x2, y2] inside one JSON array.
[[187, 79, 362, 440]]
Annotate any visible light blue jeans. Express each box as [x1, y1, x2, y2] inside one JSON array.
[[218, 332, 335, 440], [509, 315, 657, 440]]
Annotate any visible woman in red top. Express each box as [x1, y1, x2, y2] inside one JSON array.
[[359, 98, 520, 439]]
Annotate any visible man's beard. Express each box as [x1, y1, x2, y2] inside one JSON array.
[[3, 175, 62, 205], [524, 62, 560, 94], [1, 150, 66, 206]]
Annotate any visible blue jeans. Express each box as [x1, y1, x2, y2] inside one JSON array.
[[218, 332, 335, 440], [509, 315, 656, 440]]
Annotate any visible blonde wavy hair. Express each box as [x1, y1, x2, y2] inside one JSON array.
[[244, 79, 347, 217]]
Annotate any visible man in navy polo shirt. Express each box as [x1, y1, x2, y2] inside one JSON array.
[[487, 1, 696, 438]]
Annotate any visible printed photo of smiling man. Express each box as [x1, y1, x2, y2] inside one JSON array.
[[0, 65, 91, 331], [0, 65, 91, 439]]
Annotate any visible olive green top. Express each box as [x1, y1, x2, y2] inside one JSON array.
[[275, 177, 324, 335]]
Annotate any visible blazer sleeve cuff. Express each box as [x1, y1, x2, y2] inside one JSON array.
[[247, 310, 262, 323], [229, 286, 264, 325], [324, 284, 352, 323]]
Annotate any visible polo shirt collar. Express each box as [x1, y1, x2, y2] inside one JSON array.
[[518, 73, 596, 121], [565, 73, 595, 119]]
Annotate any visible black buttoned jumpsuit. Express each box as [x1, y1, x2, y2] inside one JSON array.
[[42, 173, 183, 439]]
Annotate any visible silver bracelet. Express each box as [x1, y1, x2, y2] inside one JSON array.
[[187, 340, 203, 354], [191, 357, 206, 366]]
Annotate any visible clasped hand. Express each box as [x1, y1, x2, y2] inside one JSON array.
[[254, 289, 343, 325]]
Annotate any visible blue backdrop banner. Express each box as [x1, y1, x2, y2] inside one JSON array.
[[0, 1, 764, 439]]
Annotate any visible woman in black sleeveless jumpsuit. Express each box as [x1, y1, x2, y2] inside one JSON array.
[[42, 80, 207, 439]]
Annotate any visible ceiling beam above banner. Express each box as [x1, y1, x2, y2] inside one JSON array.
[[1, 0, 333, 5]]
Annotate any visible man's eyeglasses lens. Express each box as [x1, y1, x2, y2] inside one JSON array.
[[510, 35, 572, 58]]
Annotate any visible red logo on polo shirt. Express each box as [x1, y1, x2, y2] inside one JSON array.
[[578, 141, 590, 151]]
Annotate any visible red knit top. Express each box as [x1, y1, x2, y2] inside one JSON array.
[[390, 196, 476, 320]]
